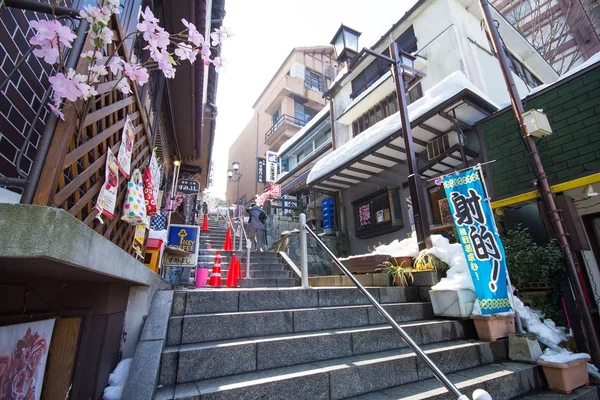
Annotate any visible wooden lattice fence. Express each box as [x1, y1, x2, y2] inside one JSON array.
[[32, 19, 153, 256]]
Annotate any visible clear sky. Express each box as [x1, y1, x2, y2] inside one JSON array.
[[208, 0, 417, 199]]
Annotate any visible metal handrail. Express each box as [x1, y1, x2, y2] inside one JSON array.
[[225, 214, 251, 279], [299, 214, 468, 400], [264, 114, 309, 142]]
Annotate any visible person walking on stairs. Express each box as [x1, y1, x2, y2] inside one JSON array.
[[246, 203, 267, 251]]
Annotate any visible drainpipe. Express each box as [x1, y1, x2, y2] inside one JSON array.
[[480, 0, 600, 368], [328, 96, 336, 150]]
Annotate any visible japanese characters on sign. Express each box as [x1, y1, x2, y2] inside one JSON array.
[[442, 168, 512, 315], [256, 157, 266, 183], [163, 224, 199, 267], [266, 151, 278, 183], [177, 179, 199, 195]]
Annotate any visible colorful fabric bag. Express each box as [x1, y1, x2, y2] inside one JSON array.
[[143, 167, 157, 216], [121, 169, 147, 226]]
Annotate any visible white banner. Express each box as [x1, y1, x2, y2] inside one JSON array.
[[266, 151, 278, 183]]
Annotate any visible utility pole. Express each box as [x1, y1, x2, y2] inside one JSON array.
[[479, 0, 600, 367]]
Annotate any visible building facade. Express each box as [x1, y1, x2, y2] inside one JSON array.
[[226, 46, 338, 207], [492, 0, 600, 74], [304, 0, 558, 255]]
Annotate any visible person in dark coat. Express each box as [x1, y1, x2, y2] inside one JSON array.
[[246, 203, 266, 251]]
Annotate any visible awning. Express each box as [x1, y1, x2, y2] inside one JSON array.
[[282, 170, 310, 194], [306, 72, 498, 192]]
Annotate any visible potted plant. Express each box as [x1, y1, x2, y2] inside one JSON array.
[[411, 251, 448, 287], [379, 258, 413, 287], [537, 350, 590, 393], [471, 314, 516, 342]]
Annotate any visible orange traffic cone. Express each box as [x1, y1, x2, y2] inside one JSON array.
[[208, 251, 222, 286], [225, 253, 238, 287], [201, 214, 210, 232], [222, 226, 232, 251], [236, 258, 243, 281]]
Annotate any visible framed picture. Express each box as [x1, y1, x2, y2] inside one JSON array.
[[0, 319, 56, 400], [439, 198, 453, 225], [376, 209, 384, 223]]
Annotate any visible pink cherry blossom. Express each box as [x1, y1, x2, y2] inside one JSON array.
[[29, 20, 76, 64], [174, 43, 198, 63], [80, 5, 110, 25], [81, 50, 104, 60], [137, 6, 159, 33], [181, 19, 204, 47], [108, 57, 124, 74], [33, 46, 59, 64], [200, 45, 211, 62], [210, 26, 232, 46], [49, 72, 82, 102], [123, 63, 149, 84], [48, 99, 65, 120], [55, 22, 77, 47], [117, 79, 132, 94], [91, 26, 114, 44], [212, 56, 223, 72]]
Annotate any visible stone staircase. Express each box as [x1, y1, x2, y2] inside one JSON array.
[[197, 219, 299, 288], [147, 287, 598, 400]]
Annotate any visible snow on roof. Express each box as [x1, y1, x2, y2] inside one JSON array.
[[331, 66, 348, 87], [307, 71, 497, 184], [498, 51, 600, 111], [277, 105, 330, 156], [343, 70, 392, 115]]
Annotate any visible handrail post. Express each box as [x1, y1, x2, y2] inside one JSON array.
[[246, 239, 251, 278], [299, 213, 309, 288]]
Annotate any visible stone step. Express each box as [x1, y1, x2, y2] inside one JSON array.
[[237, 277, 298, 288], [154, 340, 506, 400], [158, 319, 466, 386], [347, 362, 544, 400], [173, 301, 432, 344], [249, 270, 292, 279], [176, 287, 418, 315], [518, 386, 600, 399]]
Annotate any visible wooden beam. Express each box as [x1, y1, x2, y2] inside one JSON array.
[[357, 159, 386, 170], [373, 151, 403, 164], [385, 143, 406, 153], [346, 166, 373, 176], [325, 177, 353, 186], [418, 123, 445, 136]]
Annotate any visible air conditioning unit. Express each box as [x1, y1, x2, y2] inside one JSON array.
[[427, 131, 461, 161]]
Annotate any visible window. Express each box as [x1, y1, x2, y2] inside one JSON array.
[[294, 101, 317, 125], [486, 34, 542, 88], [505, 0, 532, 25], [352, 187, 404, 238], [273, 107, 282, 127], [350, 25, 418, 98], [305, 69, 325, 92], [351, 83, 423, 137]]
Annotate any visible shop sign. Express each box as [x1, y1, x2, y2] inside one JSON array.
[[177, 180, 199, 195], [442, 168, 511, 315], [163, 224, 199, 267]]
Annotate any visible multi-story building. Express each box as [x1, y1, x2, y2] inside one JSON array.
[[304, 0, 558, 255], [226, 46, 339, 207], [492, 0, 600, 74]]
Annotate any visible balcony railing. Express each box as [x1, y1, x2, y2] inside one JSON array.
[[264, 114, 308, 142]]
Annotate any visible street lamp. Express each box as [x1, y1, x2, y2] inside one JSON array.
[[330, 24, 362, 63], [362, 43, 431, 250], [228, 162, 243, 218], [167, 159, 182, 227]]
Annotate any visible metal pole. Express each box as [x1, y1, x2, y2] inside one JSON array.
[[20, 20, 89, 204], [305, 227, 468, 400], [389, 42, 432, 250], [479, 0, 600, 368], [4, 0, 80, 17], [246, 239, 251, 278], [299, 213, 309, 288], [167, 164, 180, 227]]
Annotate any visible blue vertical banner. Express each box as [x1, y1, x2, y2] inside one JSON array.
[[442, 168, 511, 315]]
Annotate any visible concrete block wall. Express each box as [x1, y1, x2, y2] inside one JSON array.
[[480, 65, 600, 198]]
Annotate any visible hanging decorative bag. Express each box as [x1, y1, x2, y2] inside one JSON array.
[[143, 167, 157, 217], [121, 169, 147, 226]]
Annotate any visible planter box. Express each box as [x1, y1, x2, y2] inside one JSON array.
[[430, 289, 476, 318], [411, 270, 444, 287], [335, 254, 392, 274], [537, 357, 590, 394], [472, 315, 515, 342]]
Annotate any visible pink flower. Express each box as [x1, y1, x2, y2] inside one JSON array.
[[182, 19, 204, 47], [48, 99, 65, 120], [91, 26, 114, 44], [11, 368, 27, 398], [137, 6, 158, 33], [80, 5, 110, 25], [33, 45, 59, 64], [108, 57, 124, 74], [123, 63, 149, 84], [81, 50, 103, 60], [54, 22, 77, 47], [28, 20, 76, 64], [200, 45, 211, 63], [49, 71, 82, 102], [210, 26, 232, 46], [117, 79, 132, 94], [174, 43, 198, 63], [212, 56, 223, 72]]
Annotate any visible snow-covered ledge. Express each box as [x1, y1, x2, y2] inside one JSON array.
[[430, 289, 476, 318]]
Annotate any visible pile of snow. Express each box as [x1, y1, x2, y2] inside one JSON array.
[[429, 235, 475, 291], [539, 347, 590, 363], [372, 236, 419, 258], [103, 358, 132, 400], [513, 295, 569, 348], [307, 71, 498, 184]]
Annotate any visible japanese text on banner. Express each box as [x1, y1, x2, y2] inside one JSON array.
[[442, 169, 511, 315]]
